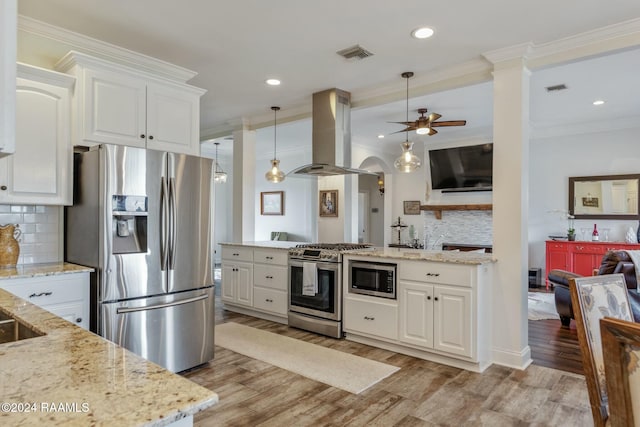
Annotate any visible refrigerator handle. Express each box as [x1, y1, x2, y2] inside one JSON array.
[[160, 176, 169, 271], [169, 177, 177, 269], [115, 293, 209, 314]]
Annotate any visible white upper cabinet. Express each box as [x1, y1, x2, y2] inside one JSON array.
[[0, 0, 17, 156], [56, 51, 206, 156], [0, 63, 75, 205]]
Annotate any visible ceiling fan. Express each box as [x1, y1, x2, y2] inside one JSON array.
[[391, 108, 467, 136]]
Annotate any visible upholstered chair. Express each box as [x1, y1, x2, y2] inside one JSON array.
[[600, 317, 640, 427], [570, 274, 634, 427]]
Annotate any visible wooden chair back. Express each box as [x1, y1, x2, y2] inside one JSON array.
[[569, 274, 634, 427], [600, 317, 640, 427]]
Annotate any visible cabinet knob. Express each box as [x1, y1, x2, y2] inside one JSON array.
[[266, 256, 273, 260], [266, 275, 273, 279], [427, 296, 431, 300], [434, 297, 439, 301], [232, 253, 239, 256], [76, 318, 82, 323], [148, 135, 154, 140], [364, 316, 375, 321], [140, 134, 145, 139], [0, 185, 6, 191], [265, 298, 273, 303], [426, 272, 440, 277]]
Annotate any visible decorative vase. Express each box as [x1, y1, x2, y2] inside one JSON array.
[[626, 227, 636, 244], [567, 233, 576, 241], [0, 224, 21, 269]]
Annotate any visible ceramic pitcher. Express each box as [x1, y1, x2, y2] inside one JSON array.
[[0, 224, 21, 269]]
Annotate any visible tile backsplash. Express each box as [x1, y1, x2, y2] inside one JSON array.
[[0, 205, 62, 265], [423, 210, 493, 249]]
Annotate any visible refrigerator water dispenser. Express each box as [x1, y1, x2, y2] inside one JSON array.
[[112, 195, 148, 254]]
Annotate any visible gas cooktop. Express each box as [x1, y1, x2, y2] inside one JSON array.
[[294, 243, 372, 251], [289, 243, 373, 263]]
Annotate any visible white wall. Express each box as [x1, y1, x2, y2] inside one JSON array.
[[529, 126, 640, 276]]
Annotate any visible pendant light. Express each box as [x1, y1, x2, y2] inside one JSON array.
[[394, 72, 422, 173], [265, 106, 285, 183], [213, 142, 227, 183]]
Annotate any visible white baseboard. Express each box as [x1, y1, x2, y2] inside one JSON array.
[[491, 345, 532, 370]]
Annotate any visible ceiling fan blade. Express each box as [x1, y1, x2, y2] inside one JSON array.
[[427, 113, 442, 122], [389, 128, 414, 135], [388, 121, 415, 126], [428, 127, 438, 136], [430, 120, 466, 127]]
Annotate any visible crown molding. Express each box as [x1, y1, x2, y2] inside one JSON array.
[[18, 15, 198, 83], [17, 62, 75, 88], [482, 43, 534, 65]]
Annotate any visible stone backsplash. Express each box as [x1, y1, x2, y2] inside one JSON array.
[[423, 210, 493, 250]]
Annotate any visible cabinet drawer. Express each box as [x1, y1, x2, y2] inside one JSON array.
[[253, 249, 288, 266], [253, 287, 287, 315], [0, 274, 87, 307], [221, 246, 253, 262], [546, 242, 568, 250], [253, 264, 288, 290], [572, 244, 604, 254], [400, 261, 472, 287], [344, 297, 398, 340]]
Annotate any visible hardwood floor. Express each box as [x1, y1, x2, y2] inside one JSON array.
[[183, 294, 592, 426], [529, 319, 583, 375]]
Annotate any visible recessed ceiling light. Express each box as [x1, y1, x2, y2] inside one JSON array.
[[265, 79, 281, 86], [377, 134, 385, 139], [411, 27, 434, 39], [593, 100, 605, 106]]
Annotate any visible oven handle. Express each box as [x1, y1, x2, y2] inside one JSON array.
[[288, 259, 340, 271]]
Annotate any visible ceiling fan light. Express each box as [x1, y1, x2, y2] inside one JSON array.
[[416, 127, 430, 135], [394, 141, 421, 173], [265, 159, 285, 183]]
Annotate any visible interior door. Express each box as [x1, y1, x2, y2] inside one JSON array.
[[166, 152, 213, 293]]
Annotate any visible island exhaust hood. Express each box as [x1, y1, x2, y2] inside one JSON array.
[[288, 88, 375, 177]]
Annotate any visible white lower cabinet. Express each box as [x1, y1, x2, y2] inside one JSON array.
[[221, 262, 253, 307], [343, 255, 491, 372], [399, 281, 472, 358], [344, 296, 398, 340], [0, 272, 90, 330], [220, 245, 290, 321]]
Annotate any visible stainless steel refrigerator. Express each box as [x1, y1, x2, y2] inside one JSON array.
[[66, 144, 215, 373]]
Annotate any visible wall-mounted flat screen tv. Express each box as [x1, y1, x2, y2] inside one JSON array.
[[428, 143, 493, 192]]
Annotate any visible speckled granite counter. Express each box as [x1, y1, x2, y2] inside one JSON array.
[[0, 288, 218, 426], [346, 247, 496, 265], [220, 241, 308, 249], [0, 262, 93, 280]]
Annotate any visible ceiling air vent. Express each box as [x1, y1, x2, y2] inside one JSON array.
[[336, 45, 374, 60], [545, 84, 568, 92]]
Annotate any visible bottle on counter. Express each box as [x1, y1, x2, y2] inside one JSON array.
[[592, 224, 599, 241]]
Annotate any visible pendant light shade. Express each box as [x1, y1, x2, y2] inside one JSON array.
[[213, 142, 227, 183], [265, 106, 285, 183], [394, 72, 421, 173]]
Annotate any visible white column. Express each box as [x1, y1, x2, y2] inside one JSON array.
[[488, 52, 532, 369], [232, 127, 256, 242]]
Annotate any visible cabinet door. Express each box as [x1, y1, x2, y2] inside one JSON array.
[[82, 68, 146, 148], [235, 262, 253, 307], [220, 263, 236, 303], [433, 286, 472, 358], [0, 77, 72, 205], [572, 252, 599, 276], [46, 301, 88, 330], [546, 242, 570, 272], [146, 83, 200, 155], [398, 281, 434, 348]]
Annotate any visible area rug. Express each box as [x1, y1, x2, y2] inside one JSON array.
[[528, 292, 559, 320], [215, 322, 400, 394]]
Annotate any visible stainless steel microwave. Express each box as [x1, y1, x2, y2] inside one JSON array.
[[348, 261, 396, 299]]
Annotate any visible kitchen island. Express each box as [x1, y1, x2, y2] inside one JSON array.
[[343, 247, 495, 372], [0, 288, 218, 426]]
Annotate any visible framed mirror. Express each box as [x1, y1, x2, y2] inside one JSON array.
[[569, 174, 640, 219]]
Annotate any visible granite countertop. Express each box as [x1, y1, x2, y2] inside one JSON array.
[[0, 262, 94, 280], [0, 289, 218, 426], [220, 241, 308, 249], [345, 247, 496, 265]]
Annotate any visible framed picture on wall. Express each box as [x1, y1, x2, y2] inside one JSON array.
[[403, 200, 421, 215], [261, 191, 284, 215], [319, 190, 338, 217]]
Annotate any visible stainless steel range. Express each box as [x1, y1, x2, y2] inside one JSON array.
[[288, 243, 372, 338]]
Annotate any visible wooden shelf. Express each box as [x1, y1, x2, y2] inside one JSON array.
[[420, 204, 493, 220]]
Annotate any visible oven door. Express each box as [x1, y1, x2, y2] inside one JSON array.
[[288, 259, 340, 321]]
